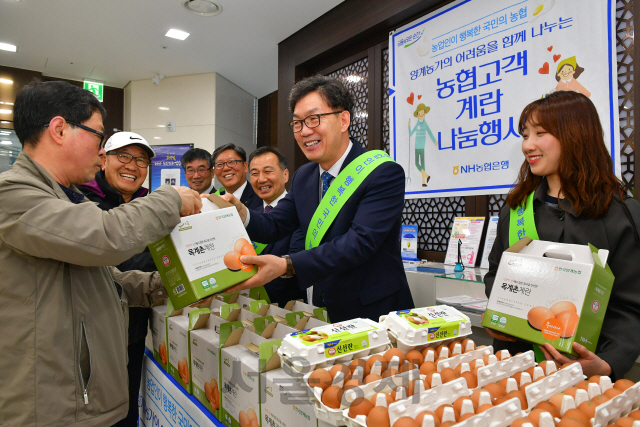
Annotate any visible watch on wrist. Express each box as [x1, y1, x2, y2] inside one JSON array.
[[280, 255, 295, 278]]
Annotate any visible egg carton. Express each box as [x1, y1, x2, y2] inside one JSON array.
[[306, 367, 421, 426], [451, 397, 523, 427], [278, 318, 390, 373], [476, 350, 536, 388], [591, 381, 640, 427], [380, 306, 472, 352], [522, 362, 584, 411], [436, 346, 494, 372]]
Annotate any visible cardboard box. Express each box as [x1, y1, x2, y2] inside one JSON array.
[[150, 301, 177, 371], [261, 364, 317, 427], [482, 238, 614, 355], [284, 300, 329, 323], [220, 317, 297, 427], [149, 194, 258, 310]]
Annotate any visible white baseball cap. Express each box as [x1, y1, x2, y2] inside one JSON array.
[[104, 132, 156, 159]]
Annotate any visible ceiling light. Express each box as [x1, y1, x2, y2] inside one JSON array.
[[156, 125, 165, 128], [154, 137, 161, 139], [1, 141, 11, 145], [0, 43, 17, 52], [0, 109, 11, 114], [158, 107, 169, 111], [0, 121, 10, 124], [165, 29, 190, 40], [0, 131, 10, 135], [0, 78, 13, 84], [181, 0, 222, 17]]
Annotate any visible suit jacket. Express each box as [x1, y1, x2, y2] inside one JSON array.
[[246, 140, 414, 322], [220, 181, 263, 210]]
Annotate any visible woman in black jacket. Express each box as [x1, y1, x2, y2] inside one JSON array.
[[484, 90, 640, 380]]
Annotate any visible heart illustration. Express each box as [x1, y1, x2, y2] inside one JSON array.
[[406, 92, 415, 105], [538, 62, 550, 74], [417, 95, 422, 100], [547, 46, 553, 52], [553, 54, 561, 62]]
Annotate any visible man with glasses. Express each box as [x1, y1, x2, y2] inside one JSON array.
[[222, 75, 414, 323], [0, 80, 202, 427], [212, 143, 262, 210], [78, 131, 156, 427], [181, 148, 216, 194]]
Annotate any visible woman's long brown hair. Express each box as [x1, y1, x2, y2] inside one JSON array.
[[506, 91, 625, 219]]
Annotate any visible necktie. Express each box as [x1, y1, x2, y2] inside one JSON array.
[[321, 172, 334, 198], [264, 205, 273, 213]]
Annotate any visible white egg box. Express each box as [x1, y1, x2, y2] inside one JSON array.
[[475, 351, 536, 389], [344, 377, 469, 427], [306, 366, 421, 426], [436, 346, 494, 372], [520, 362, 584, 412], [380, 309, 472, 353], [592, 381, 640, 427], [280, 342, 392, 375], [278, 318, 390, 373]]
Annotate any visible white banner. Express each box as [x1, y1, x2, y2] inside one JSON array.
[[389, 0, 619, 199]]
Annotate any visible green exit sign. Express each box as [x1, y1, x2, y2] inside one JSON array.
[[84, 81, 104, 102]]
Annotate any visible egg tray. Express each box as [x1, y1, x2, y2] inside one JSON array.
[[280, 343, 392, 375], [436, 346, 494, 372], [343, 377, 470, 427], [450, 397, 523, 427], [521, 362, 584, 411], [307, 367, 421, 427], [475, 351, 536, 389], [592, 381, 640, 427], [278, 318, 391, 373], [380, 307, 472, 353]]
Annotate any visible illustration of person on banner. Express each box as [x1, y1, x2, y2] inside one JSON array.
[[408, 103, 437, 187], [555, 56, 591, 98]]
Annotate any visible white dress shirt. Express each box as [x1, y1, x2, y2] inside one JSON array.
[[263, 190, 287, 211], [318, 141, 353, 202]]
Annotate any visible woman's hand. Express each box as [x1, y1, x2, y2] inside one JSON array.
[[539, 342, 612, 378]]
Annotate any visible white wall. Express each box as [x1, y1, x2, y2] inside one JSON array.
[[123, 72, 256, 189]]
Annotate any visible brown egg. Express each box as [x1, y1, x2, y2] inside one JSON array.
[[461, 338, 475, 352], [528, 306, 555, 330], [483, 383, 506, 401], [505, 390, 528, 410], [350, 359, 370, 376], [440, 368, 460, 384], [529, 408, 552, 427], [496, 349, 511, 361], [390, 386, 408, 401], [239, 410, 248, 427], [549, 393, 567, 410], [414, 411, 440, 426], [461, 371, 478, 389], [370, 392, 394, 406], [384, 348, 406, 364], [439, 422, 456, 427], [348, 397, 374, 418], [458, 413, 475, 422], [392, 417, 420, 427], [469, 359, 484, 370], [591, 394, 610, 406], [367, 406, 390, 427], [421, 347, 436, 359], [240, 242, 257, 258], [577, 400, 597, 418], [405, 350, 424, 366], [539, 360, 560, 373], [563, 387, 578, 398], [382, 368, 399, 378], [616, 417, 638, 427], [558, 417, 589, 427], [562, 409, 590, 427], [321, 385, 343, 409], [399, 362, 417, 373], [435, 344, 449, 359], [604, 388, 623, 399], [233, 238, 251, 253], [408, 379, 428, 396], [557, 311, 580, 338], [550, 301, 577, 316], [435, 404, 459, 423], [344, 379, 363, 391], [614, 379, 635, 391], [330, 364, 350, 379], [629, 410, 640, 420], [365, 374, 382, 384], [367, 355, 387, 372], [476, 404, 493, 413], [452, 397, 474, 415], [470, 389, 491, 409], [448, 340, 462, 355], [223, 250, 243, 271], [420, 361, 438, 376], [535, 401, 561, 418], [308, 369, 332, 390], [511, 418, 534, 427], [426, 372, 442, 388]]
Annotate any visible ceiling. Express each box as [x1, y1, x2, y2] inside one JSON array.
[[0, 0, 343, 98]]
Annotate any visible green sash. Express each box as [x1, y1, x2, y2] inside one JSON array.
[[305, 150, 394, 250], [216, 187, 267, 254], [509, 191, 544, 362]]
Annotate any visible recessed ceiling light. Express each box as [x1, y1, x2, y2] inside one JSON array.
[[156, 125, 165, 128], [165, 29, 190, 40], [3, 102, 12, 105], [0, 79, 13, 84], [0, 131, 10, 135], [1, 141, 11, 145], [0, 43, 17, 52], [158, 107, 169, 111], [181, 0, 222, 17], [0, 121, 10, 124], [154, 137, 161, 140], [0, 109, 11, 114]]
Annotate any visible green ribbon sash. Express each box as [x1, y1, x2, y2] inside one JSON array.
[[216, 187, 266, 254], [509, 191, 544, 362], [305, 150, 395, 250]]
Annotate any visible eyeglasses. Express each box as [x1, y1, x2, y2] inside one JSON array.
[[44, 120, 107, 148], [107, 150, 150, 168], [214, 159, 243, 170], [289, 111, 344, 133], [185, 166, 211, 176]]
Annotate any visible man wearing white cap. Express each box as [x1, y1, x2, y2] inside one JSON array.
[[79, 131, 157, 427]]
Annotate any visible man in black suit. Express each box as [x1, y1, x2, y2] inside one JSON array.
[[223, 75, 414, 322], [248, 147, 306, 306], [212, 143, 262, 210], [181, 148, 216, 195]]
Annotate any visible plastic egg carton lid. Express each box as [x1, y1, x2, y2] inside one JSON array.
[[380, 305, 472, 350], [282, 342, 392, 376], [452, 397, 523, 427], [278, 318, 390, 371], [476, 350, 536, 388], [592, 381, 640, 427], [437, 346, 494, 372], [523, 362, 584, 411]]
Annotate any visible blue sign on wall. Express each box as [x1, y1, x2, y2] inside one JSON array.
[[149, 144, 193, 191]]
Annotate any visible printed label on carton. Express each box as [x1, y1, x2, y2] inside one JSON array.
[[396, 306, 465, 337], [289, 319, 375, 358]]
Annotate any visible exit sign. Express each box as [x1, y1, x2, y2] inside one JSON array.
[[84, 81, 104, 102]]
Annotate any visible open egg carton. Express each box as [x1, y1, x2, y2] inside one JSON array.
[[278, 318, 390, 373], [380, 305, 472, 353]]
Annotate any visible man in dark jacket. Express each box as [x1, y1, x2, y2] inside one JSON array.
[[182, 147, 216, 195], [79, 131, 156, 427], [212, 143, 262, 210]]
